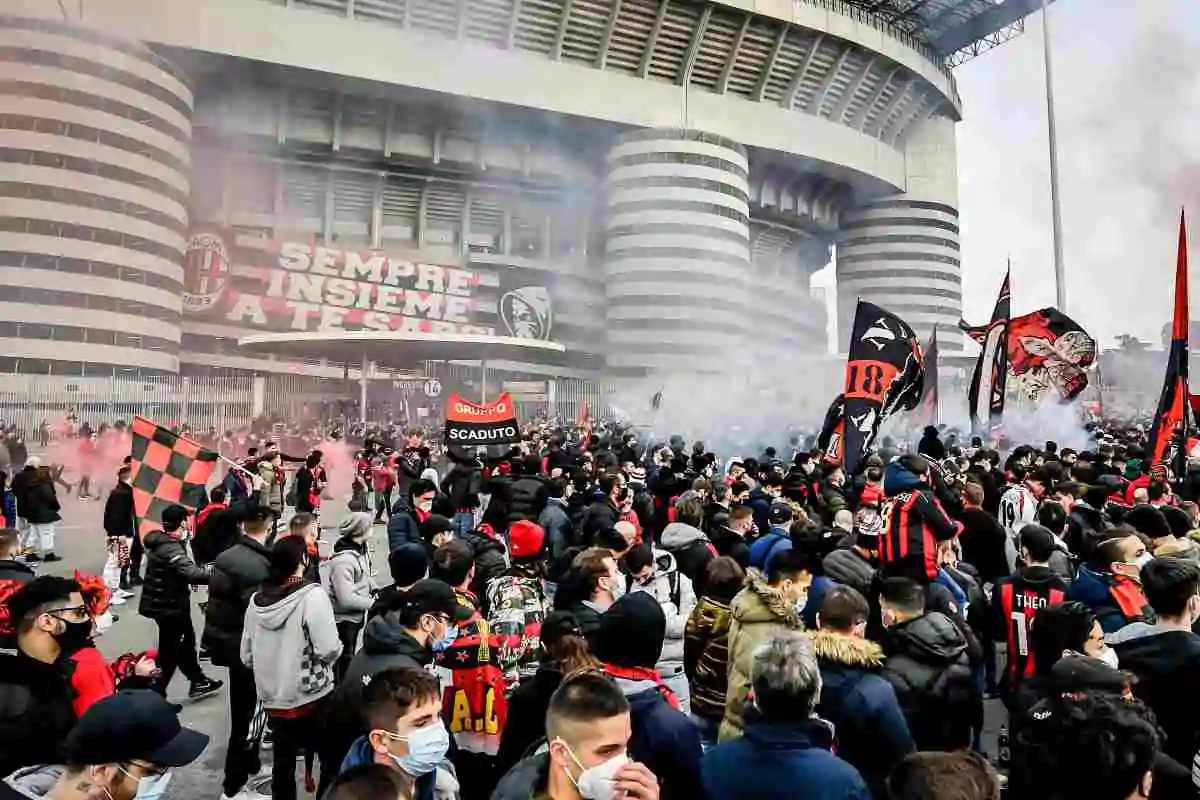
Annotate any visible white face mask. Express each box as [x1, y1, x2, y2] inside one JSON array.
[[114, 767, 172, 800], [608, 573, 626, 602], [560, 741, 629, 800], [1095, 646, 1120, 670]]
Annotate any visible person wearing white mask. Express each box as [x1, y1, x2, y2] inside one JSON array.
[[1067, 529, 1155, 634], [337, 666, 457, 800], [492, 671, 660, 800], [1, 689, 208, 800], [719, 550, 808, 743], [559, 547, 625, 652]]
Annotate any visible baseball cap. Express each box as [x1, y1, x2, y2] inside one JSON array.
[[398, 578, 474, 623], [508, 520, 546, 560], [768, 502, 794, 526], [65, 690, 209, 768]]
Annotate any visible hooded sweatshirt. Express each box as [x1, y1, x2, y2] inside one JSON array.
[[628, 549, 696, 666], [719, 569, 803, 742], [241, 581, 342, 711], [323, 536, 377, 623], [1108, 621, 1200, 766], [660, 521, 716, 591]]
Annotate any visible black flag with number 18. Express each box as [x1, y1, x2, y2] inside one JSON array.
[[842, 301, 925, 475]]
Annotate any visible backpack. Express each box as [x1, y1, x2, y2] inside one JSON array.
[[626, 569, 682, 609]]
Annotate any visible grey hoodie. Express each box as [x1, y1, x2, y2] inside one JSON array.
[[241, 581, 342, 710], [322, 538, 378, 623]]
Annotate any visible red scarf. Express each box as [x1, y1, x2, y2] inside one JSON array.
[[602, 664, 682, 710]]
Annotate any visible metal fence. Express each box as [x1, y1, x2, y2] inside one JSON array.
[[0, 371, 618, 435]]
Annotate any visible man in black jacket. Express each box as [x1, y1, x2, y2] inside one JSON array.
[[102, 465, 136, 598], [202, 505, 273, 799], [138, 504, 222, 700], [0, 576, 84, 777], [1110, 557, 1200, 769], [956, 481, 1010, 586], [879, 577, 979, 751], [580, 475, 621, 546]]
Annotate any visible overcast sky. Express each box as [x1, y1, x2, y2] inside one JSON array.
[[816, 0, 1200, 352]]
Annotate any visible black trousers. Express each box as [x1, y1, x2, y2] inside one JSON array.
[[269, 698, 333, 800], [129, 533, 144, 580], [335, 619, 362, 683], [222, 661, 262, 796], [374, 488, 393, 520], [154, 614, 204, 693]]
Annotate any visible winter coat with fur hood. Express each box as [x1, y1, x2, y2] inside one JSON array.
[[718, 569, 803, 742], [812, 629, 915, 799]]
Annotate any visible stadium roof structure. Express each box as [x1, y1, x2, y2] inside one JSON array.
[[834, 0, 1058, 66]]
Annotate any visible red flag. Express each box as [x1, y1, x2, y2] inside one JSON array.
[[579, 400, 590, 425], [919, 327, 940, 427], [1149, 211, 1190, 469]]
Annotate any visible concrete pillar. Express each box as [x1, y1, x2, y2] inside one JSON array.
[[603, 129, 751, 377]]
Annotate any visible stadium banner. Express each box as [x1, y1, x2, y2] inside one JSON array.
[[182, 228, 493, 335], [444, 393, 521, 445]]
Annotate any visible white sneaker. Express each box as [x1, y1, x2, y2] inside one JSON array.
[[221, 790, 271, 800], [109, 595, 127, 606], [114, 589, 134, 600]]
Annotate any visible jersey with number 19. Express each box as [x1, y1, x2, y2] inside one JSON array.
[[991, 565, 1069, 690]]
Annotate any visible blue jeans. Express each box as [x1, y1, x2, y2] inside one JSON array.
[[453, 511, 475, 538]]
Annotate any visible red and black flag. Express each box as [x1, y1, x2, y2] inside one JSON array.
[[1149, 211, 1191, 471], [919, 326, 940, 427], [817, 394, 846, 465], [129, 416, 219, 538], [961, 269, 1011, 430], [842, 301, 925, 475]]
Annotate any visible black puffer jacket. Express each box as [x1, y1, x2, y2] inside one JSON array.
[[20, 477, 60, 525], [880, 611, 979, 751], [137, 530, 210, 620], [508, 474, 547, 522], [823, 547, 877, 600], [442, 461, 483, 510], [463, 528, 508, 610], [202, 534, 271, 665], [0, 651, 76, 777], [328, 614, 432, 766]]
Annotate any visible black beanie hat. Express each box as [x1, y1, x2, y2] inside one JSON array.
[[593, 591, 665, 669], [1160, 505, 1192, 538], [1124, 504, 1171, 541]]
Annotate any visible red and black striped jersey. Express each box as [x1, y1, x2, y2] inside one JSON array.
[[881, 487, 962, 580], [990, 566, 1069, 688]]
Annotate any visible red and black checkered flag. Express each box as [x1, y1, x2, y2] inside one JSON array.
[[129, 416, 218, 538]]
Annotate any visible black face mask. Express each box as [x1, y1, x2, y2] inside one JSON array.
[[53, 618, 93, 653]]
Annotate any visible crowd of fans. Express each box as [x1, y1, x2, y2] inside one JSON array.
[[0, 416, 1197, 800]]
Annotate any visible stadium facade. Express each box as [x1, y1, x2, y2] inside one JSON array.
[[0, 0, 1037, 384]]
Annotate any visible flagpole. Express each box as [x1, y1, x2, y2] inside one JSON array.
[[1042, 0, 1067, 311]]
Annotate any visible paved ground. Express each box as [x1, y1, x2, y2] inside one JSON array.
[[33, 487, 379, 799], [35, 485, 1005, 798]]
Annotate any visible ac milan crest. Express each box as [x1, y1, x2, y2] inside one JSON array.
[[182, 230, 231, 316], [499, 286, 553, 340]]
